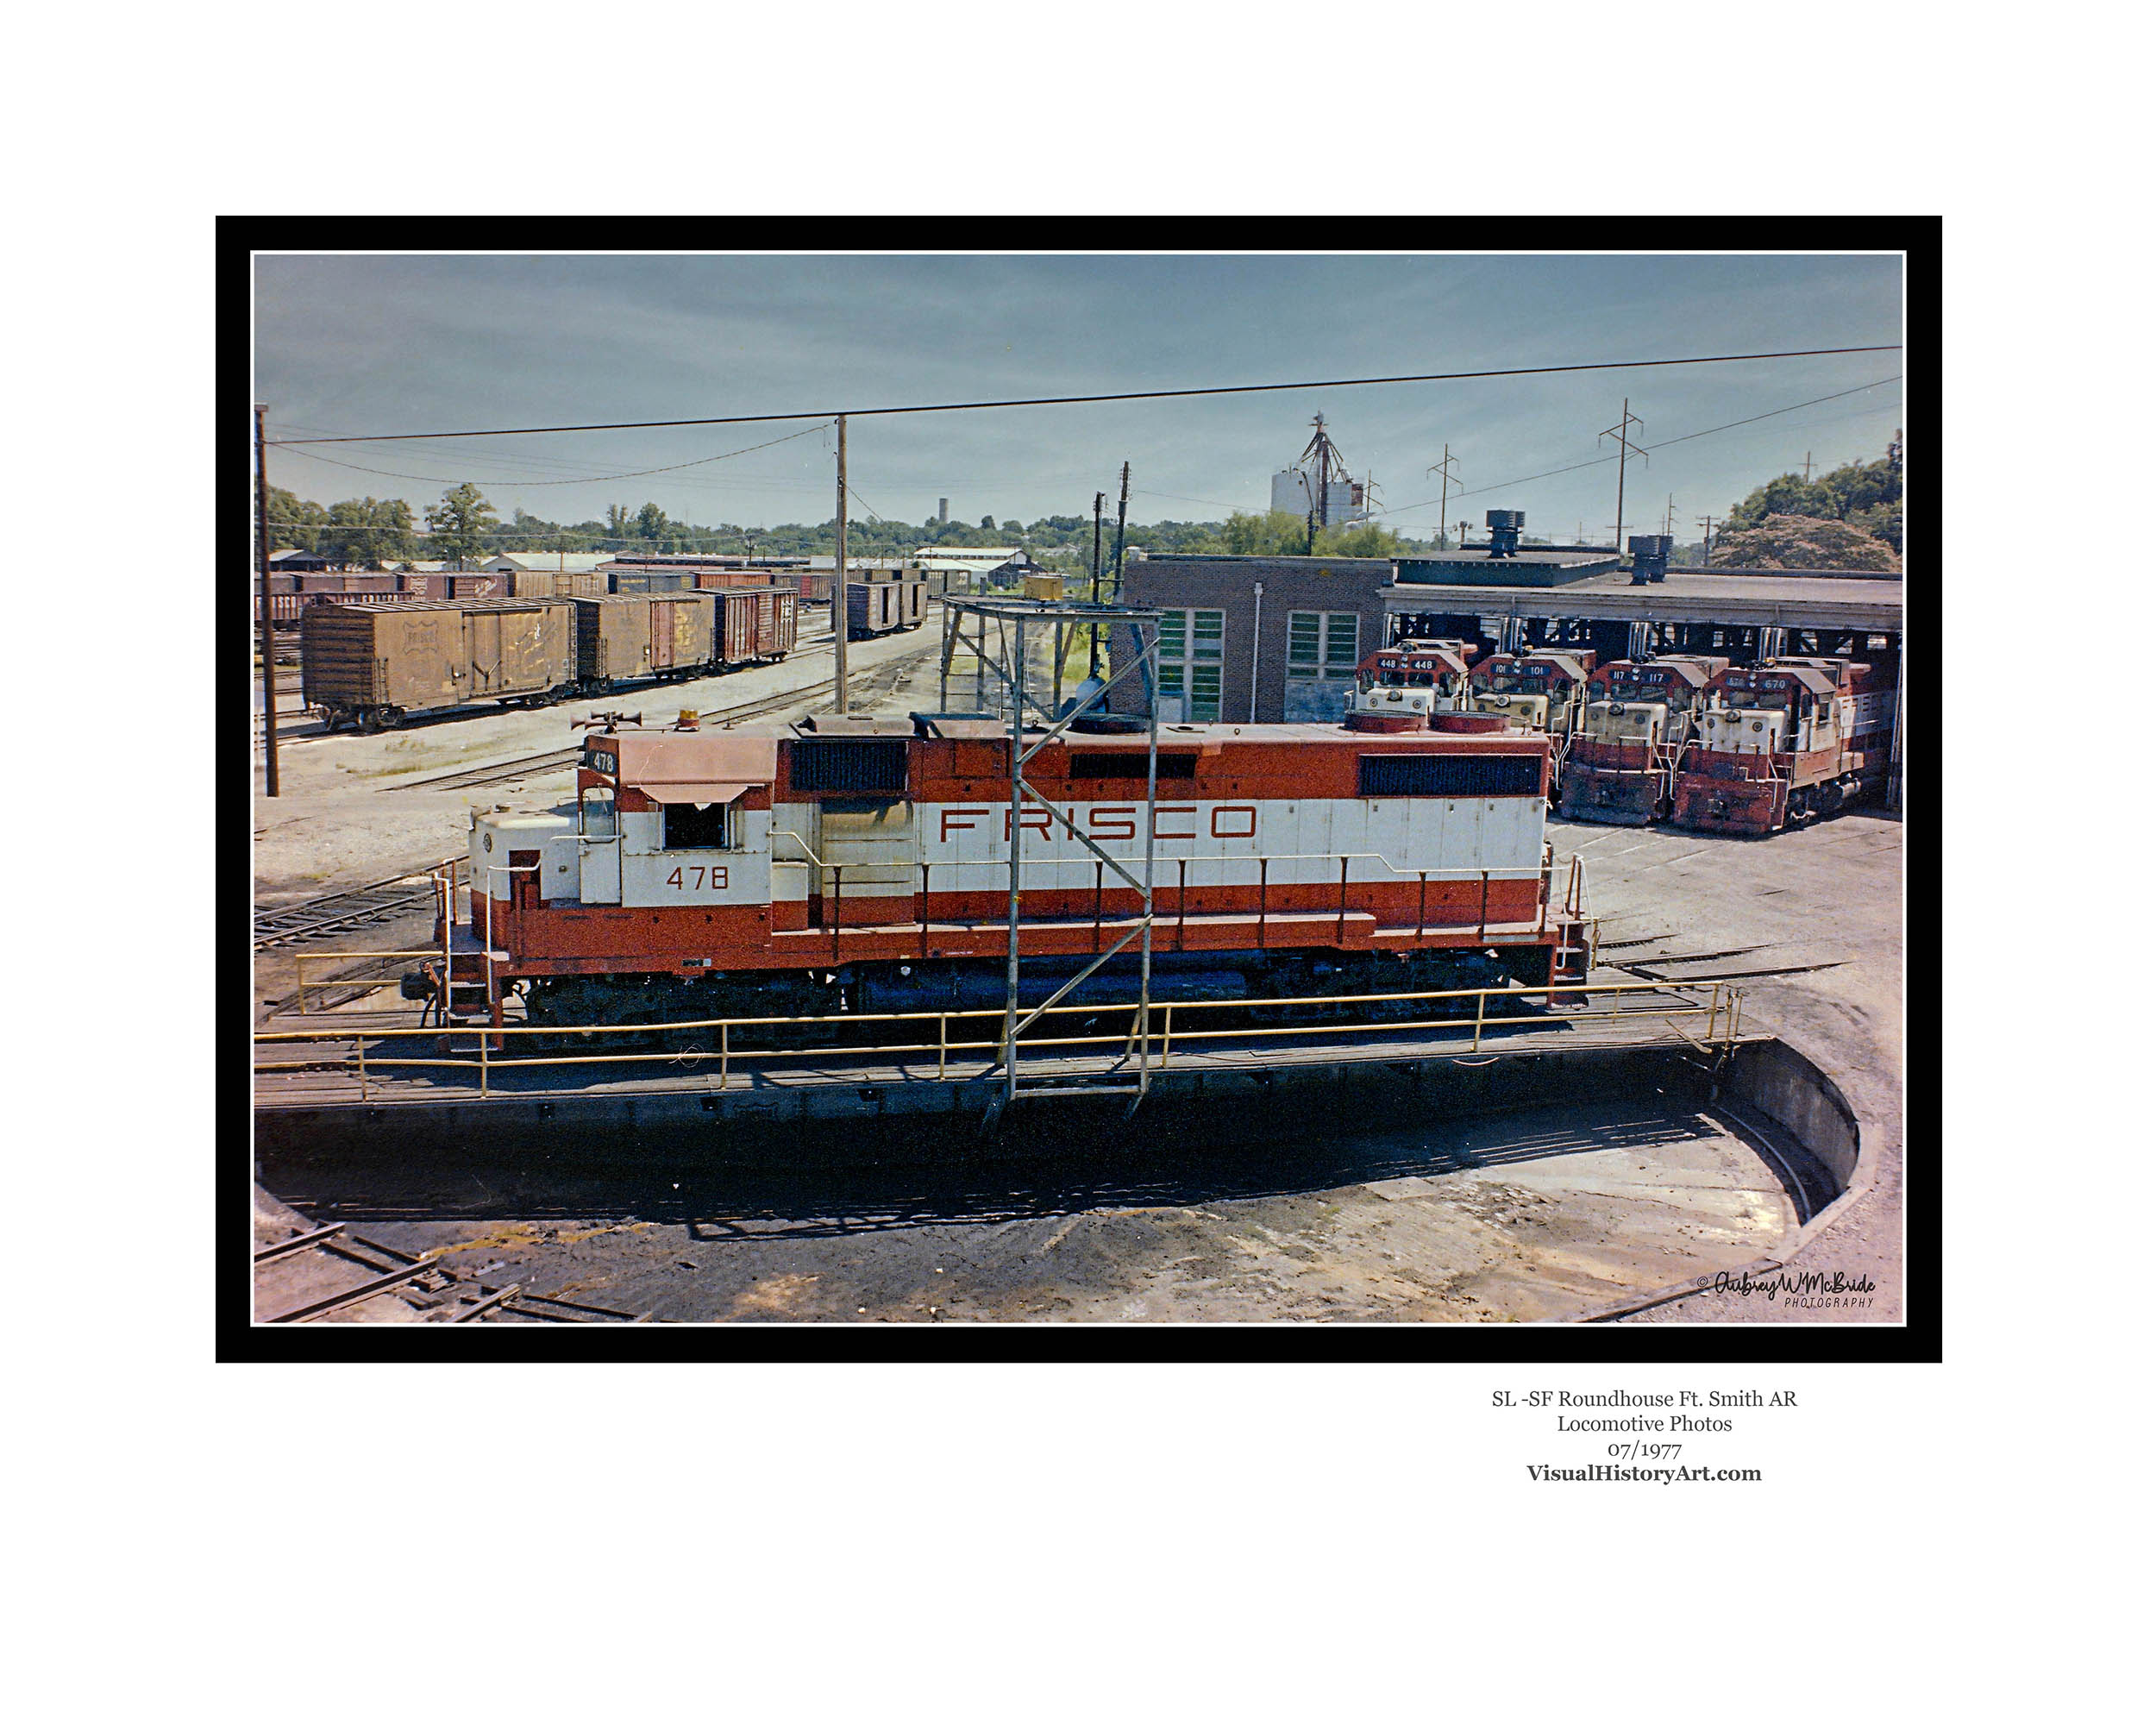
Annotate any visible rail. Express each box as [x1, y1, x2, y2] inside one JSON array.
[[255, 974, 1745, 1101]]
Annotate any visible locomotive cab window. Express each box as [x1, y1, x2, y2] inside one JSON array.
[[580, 786, 617, 837], [663, 800, 733, 850]]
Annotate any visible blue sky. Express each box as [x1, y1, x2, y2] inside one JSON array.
[[255, 253, 1903, 543]]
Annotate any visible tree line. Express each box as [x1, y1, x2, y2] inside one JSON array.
[[265, 447, 1902, 574], [266, 483, 1426, 571]]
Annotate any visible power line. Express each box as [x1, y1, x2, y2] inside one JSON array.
[[263, 344, 1902, 446], [271, 421, 831, 486], [1375, 375, 1902, 520]]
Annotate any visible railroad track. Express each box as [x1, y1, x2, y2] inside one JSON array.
[[254, 1223, 644, 1324], [254, 863, 454, 951], [380, 643, 940, 795]]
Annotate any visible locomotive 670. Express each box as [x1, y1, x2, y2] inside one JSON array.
[[427, 706, 1590, 1031]]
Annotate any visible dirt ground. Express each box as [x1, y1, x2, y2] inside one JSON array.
[[251, 629, 1903, 1327], [255, 1097, 1798, 1324]]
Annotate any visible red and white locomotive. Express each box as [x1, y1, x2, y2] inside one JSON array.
[[1670, 657, 1896, 837], [1466, 651, 1597, 741], [431, 704, 1589, 1030], [1556, 655, 1730, 826]]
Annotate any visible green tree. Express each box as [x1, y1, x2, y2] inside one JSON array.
[[1313, 520, 1408, 558], [981, 514, 995, 530], [265, 486, 328, 554], [323, 496, 416, 568], [424, 482, 500, 568]]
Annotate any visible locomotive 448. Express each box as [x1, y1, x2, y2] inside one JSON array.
[[425, 706, 1591, 1033]]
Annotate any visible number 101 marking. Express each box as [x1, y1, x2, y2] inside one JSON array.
[[664, 865, 729, 891]]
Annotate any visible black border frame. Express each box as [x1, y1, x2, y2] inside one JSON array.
[[224, 216, 1939, 1366]]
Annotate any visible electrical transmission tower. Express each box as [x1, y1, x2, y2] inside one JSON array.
[[1598, 398, 1648, 552], [1427, 443, 1462, 549]]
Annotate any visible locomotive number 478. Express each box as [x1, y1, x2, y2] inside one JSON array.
[[664, 865, 730, 891]]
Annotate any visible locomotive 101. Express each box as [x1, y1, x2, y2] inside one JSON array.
[[423, 705, 1592, 1032]]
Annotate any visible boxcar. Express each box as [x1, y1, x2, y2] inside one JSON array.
[[511, 568, 608, 600], [718, 585, 798, 665], [845, 575, 927, 641], [302, 598, 577, 731], [570, 593, 718, 688], [399, 570, 512, 600], [605, 568, 695, 593]]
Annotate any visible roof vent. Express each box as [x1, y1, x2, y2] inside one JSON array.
[[1627, 534, 1674, 586], [1485, 510, 1526, 558]]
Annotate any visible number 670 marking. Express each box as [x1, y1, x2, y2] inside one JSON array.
[[664, 865, 728, 891]]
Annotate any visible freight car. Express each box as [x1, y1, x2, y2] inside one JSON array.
[[1670, 657, 1896, 836], [421, 705, 1589, 1039], [846, 574, 927, 640], [304, 598, 580, 731], [1556, 656, 1730, 825], [569, 588, 796, 691]]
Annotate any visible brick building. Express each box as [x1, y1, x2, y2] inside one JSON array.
[[1107, 555, 1396, 724]]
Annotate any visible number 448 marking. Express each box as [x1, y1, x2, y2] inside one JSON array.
[[665, 865, 729, 891]]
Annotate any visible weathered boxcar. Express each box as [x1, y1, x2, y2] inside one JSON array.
[[717, 585, 798, 665], [511, 568, 608, 600], [302, 598, 578, 731], [570, 593, 718, 688], [846, 575, 927, 640], [399, 570, 513, 601], [605, 568, 696, 593]]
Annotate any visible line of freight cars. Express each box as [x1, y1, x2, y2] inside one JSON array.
[[300, 588, 797, 733], [260, 561, 928, 643], [1351, 642, 1896, 837]]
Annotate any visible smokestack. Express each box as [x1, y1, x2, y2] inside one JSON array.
[[937, 498, 949, 524]]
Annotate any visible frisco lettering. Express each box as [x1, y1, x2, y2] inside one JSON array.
[[937, 804, 1260, 844]]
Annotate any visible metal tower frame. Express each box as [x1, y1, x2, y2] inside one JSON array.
[[938, 594, 1163, 1118]]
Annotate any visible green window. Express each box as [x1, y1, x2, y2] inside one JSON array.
[[1156, 607, 1223, 720], [1288, 611, 1359, 680]]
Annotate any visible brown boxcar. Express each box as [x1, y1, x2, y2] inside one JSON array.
[[570, 593, 719, 688], [302, 598, 577, 731], [398, 570, 513, 600], [845, 575, 927, 641], [718, 586, 798, 665], [511, 568, 608, 599]]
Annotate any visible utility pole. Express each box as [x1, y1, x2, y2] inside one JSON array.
[[1663, 494, 1677, 536], [256, 403, 279, 798], [1427, 444, 1461, 550], [833, 415, 849, 714], [1111, 461, 1130, 600], [1801, 451, 1814, 482], [1599, 398, 1647, 557], [1088, 490, 1105, 674], [1697, 514, 1719, 565]]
